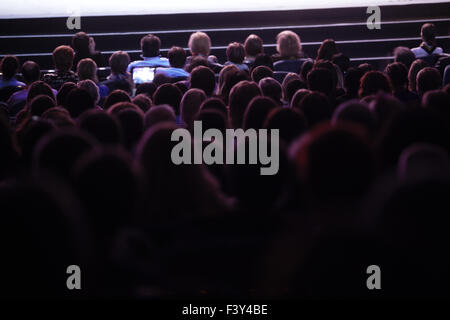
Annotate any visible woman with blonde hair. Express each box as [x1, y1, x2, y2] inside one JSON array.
[[186, 32, 222, 73], [273, 30, 310, 74]]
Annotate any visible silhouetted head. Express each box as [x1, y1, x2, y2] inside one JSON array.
[[385, 62, 408, 92], [1, 55, 20, 80], [244, 34, 264, 59], [77, 109, 122, 146], [317, 39, 338, 61], [66, 87, 95, 118], [104, 89, 131, 110], [190, 66, 216, 96], [421, 23, 437, 46], [144, 104, 176, 129], [78, 79, 100, 105], [290, 89, 312, 109], [259, 77, 282, 104], [168, 46, 187, 68], [180, 88, 207, 129], [296, 91, 332, 127], [57, 82, 77, 107], [27, 81, 55, 105], [408, 59, 428, 92], [264, 107, 307, 144], [135, 82, 157, 98], [243, 96, 278, 130], [252, 53, 274, 70], [29, 94, 56, 117], [416, 67, 442, 96], [332, 100, 376, 137], [359, 71, 392, 98], [109, 51, 130, 75], [21, 60, 40, 84], [229, 80, 261, 128], [251, 65, 273, 83], [52, 45, 74, 72], [226, 42, 245, 64], [153, 83, 183, 115]]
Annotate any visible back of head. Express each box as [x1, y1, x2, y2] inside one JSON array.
[[27, 81, 55, 105], [77, 109, 122, 145], [135, 82, 157, 98], [153, 83, 183, 114], [144, 104, 176, 129], [251, 65, 273, 83], [259, 77, 282, 104], [168, 46, 186, 68], [243, 96, 278, 130], [34, 128, 95, 178], [1, 55, 20, 81], [196, 109, 227, 134], [229, 80, 261, 128], [291, 88, 312, 109], [344, 67, 364, 97], [226, 42, 245, 64], [30, 94, 56, 117], [21, 60, 40, 84], [290, 123, 373, 205], [332, 53, 350, 73], [52, 45, 74, 72], [332, 100, 376, 137], [220, 68, 250, 104], [422, 89, 450, 124], [244, 34, 263, 58], [57, 82, 77, 107], [285, 79, 306, 103], [140, 34, 161, 57], [252, 53, 274, 70], [200, 97, 228, 119], [104, 89, 131, 110], [77, 79, 99, 104], [416, 67, 442, 96], [77, 58, 98, 82], [276, 30, 302, 59], [264, 107, 307, 144], [369, 93, 404, 130], [385, 62, 408, 92], [359, 71, 392, 98], [132, 94, 152, 113], [180, 88, 207, 128], [421, 23, 437, 45], [72, 32, 90, 54], [190, 65, 216, 97], [188, 32, 211, 56], [317, 39, 338, 61], [116, 107, 144, 151], [109, 51, 130, 75], [41, 107, 75, 128], [408, 59, 428, 92], [393, 46, 416, 70], [66, 87, 95, 118], [297, 91, 332, 127], [300, 60, 314, 82]]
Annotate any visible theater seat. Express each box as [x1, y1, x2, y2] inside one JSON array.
[[0, 85, 24, 102], [273, 71, 289, 83], [274, 58, 310, 74]]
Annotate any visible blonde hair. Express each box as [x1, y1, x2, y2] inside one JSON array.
[[188, 32, 211, 56], [276, 30, 302, 58]]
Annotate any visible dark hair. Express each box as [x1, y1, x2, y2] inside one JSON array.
[[144, 104, 176, 129], [359, 71, 392, 98], [71, 32, 90, 54], [109, 51, 130, 75], [200, 97, 228, 119], [226, 42, 245, 64], [416, 67, 442, 96], [180, 88, 206, 129], [259, 77, 282, 104], [190, 66, 216, 97], [344, 67, 364, 97], [317, 39, 338, 61], [251, 65, 273, 83], [135, 82, 157, 98], [244, 34, 264, 58], [393, 47, 416, 70], [104, 89, 131, 110], [264, 107, 307, 144], [168, 46, 186, 68], [421, 23, 437, 45], [56, 82, 77, 107], [21, 61, 40, 84], [29, 95, 56, 117], [66, 88, 95, 118], [332, 53, 350, 73], [385, 62, 408, 91], [1, 55, 20, 80], [297, 91, 332, 127], [27, 81, 55, 105], [77, 110, 122, 146], [243, 96, 278, 130], [116, 108, 144, 151], [140, 34, 161, 58], [285, 79, 306, 103], [153, 83, 183, 114], [52, 45, 74, 72], [252, 53, 274, 70], [229, 80, 261, 128], [132, 94, 152, 112], [300, 60, 314, 82]]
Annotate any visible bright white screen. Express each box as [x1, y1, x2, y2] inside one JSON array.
[[0, 0, 446, 19]]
